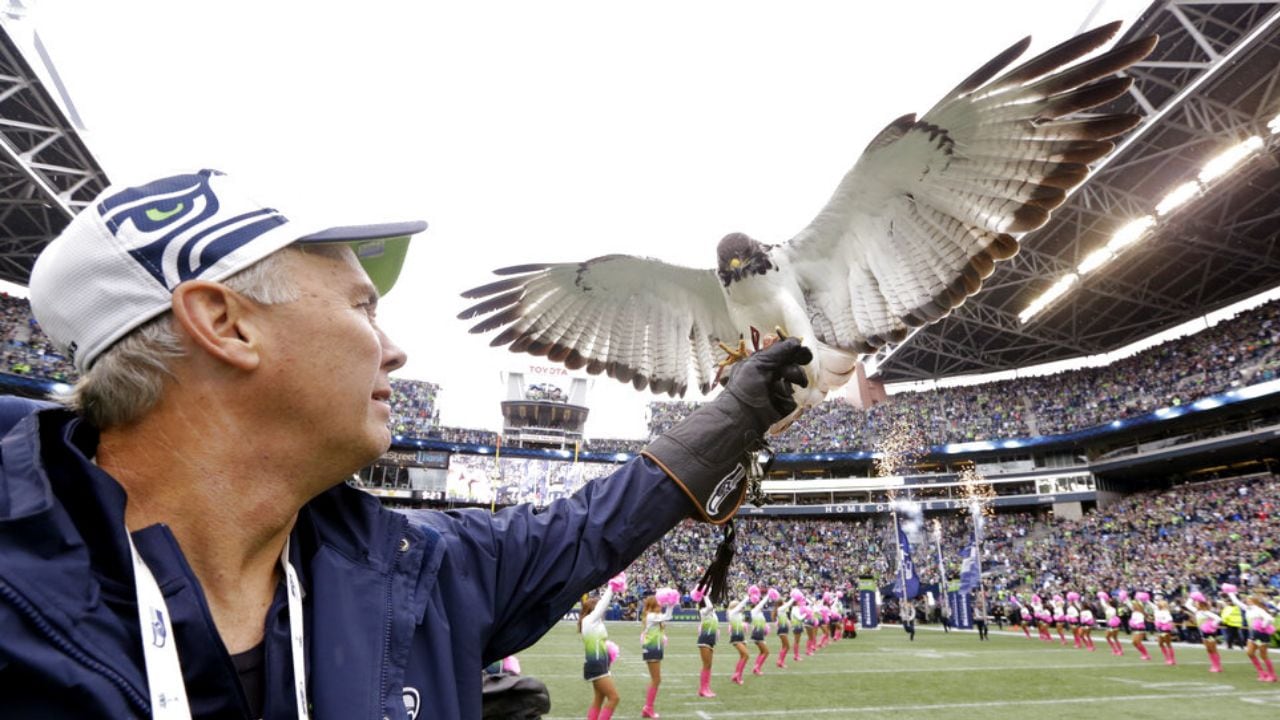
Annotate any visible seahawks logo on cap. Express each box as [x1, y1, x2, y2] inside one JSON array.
[[98, 169, 287, 290]]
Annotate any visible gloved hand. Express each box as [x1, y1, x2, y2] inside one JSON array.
[[642, 337, 812, 523]]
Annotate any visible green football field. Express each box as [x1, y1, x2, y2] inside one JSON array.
[[516, 622, 1280, 719]]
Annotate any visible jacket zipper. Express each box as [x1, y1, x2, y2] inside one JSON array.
[[0, 577, 150, 715]]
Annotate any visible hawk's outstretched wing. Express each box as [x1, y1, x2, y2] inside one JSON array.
[[778, 21, 1157, 352], [458, 255, 738, 397]]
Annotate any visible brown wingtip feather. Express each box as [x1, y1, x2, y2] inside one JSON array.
[[468, 306, 523, 334], [565, 350, 589, 371], [1040, 162, 1090, 189], [988, 234, 1019, 260], [1026, 185, 1067, 211], [1040, 76, 1133, 119], [492, 263, 553, 276], [460, 275, 528, 300], [457, 289, 523, 321], [970, 251, 995, 279], [994, 20, 1123, 88], [952, 36, 1032, 96], [1005, 204, 1050, 233], [1058, 140, 1115, 164]]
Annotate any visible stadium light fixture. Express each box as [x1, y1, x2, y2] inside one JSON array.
[[1018, 273, 1078, 324], [1155, 181, 1201, 216], [1106, 216, 1155, 253], [1269, 112, 1280, 135], [1198, 136, 1263, 183], [1077, 247, 1114, 275]]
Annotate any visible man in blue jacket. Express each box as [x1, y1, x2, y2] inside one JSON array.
[[0, 169, 811, 719]]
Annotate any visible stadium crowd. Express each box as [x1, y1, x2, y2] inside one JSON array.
[[612, 475, 1279, 618], [3, 291, 1277, 452], [646, 298, 1280, 450]]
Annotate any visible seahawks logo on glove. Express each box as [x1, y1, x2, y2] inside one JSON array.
[[705, 464, 745, 517]]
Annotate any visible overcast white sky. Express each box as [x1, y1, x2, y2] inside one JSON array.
[[24, 0, 1153, 438]]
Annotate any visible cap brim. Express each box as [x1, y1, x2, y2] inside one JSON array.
[[296, 220, 427, 296]]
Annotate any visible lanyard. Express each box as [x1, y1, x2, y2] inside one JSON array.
[[127, 531, 310, 720]]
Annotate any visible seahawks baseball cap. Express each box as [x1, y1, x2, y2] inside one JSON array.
[[28, 168, 427, 373]]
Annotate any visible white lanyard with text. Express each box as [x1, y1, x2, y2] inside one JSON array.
[[128, 530, 310, 720]]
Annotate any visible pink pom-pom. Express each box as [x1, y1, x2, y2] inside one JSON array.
[[823, 591, 835, 604], [656, 587, 679, 607], [748, 584, 762, 604], [1135, 591, 1150, 603], [1066, 591, 1080, 603], [607, 572, 626, 594], [1117, 589, 1129, 602], [501, 655, 522, 675], [691, 587, 705, 603], [797, 595, 809, 608], [767, 587, 781, 602], [1189, 591, 1206, 604], [1221, 583, 1238, 595], [1031, 594, 1042, 605], [1052, 594, 1063, 604], [790, 588, 805, 604], [1096, 591, 1109, 602], [606, 640, 620, 665]]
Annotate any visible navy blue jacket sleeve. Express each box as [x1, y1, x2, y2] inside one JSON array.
[[404, 456, 689, 662]]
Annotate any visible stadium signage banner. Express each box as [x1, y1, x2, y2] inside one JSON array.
[[858, 577, 878, 628], [947, 591, 973, 630], [381, 449, 420, 464], [736, 492, 1095, 516]]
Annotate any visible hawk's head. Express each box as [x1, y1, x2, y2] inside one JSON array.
[[716, 232, 774, 287]]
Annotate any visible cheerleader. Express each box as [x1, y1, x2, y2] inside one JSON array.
[[1065, 592, 1082, 649], [1012, 595, 1034, 639], [747, 585, 775, 676], [1078, 599, 1096, 651], [581, 574, 625, 720], [726, 592, 751, 685], [774, 590, 799, 669], [1051, 593, 1068, 645], [1031, 594, 1051, 642], [1098, 591, 1124, 656], [1228, 587, 1277, 682], [1128, 592, 1152, 661], [1153, 600, 1176, 665], [805, 595, 822, 653], [790, 597, 806, 662], [1185, 593, 1224, 673], [832, 592, 847, 641], [815, 597, 832, 650], [692, 586, 718, 698], [640, 588, 678, 718]]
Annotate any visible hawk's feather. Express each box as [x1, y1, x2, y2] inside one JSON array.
[[459, 255, 737, 397], [460, 22, 1157, 400]]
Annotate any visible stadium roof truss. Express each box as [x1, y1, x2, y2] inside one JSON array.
[[866, 0, 1280, 382], [0, 23, 107, 285]]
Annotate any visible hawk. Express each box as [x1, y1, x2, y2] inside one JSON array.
[[459, 22, 1157, 419]]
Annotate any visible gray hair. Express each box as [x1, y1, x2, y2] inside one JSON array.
[[57, 244, 347, 428]]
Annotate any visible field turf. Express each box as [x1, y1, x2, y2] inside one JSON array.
[[516, 622, 1280, 719]]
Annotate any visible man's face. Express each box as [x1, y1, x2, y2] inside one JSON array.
[[257, 247, 406, 474]]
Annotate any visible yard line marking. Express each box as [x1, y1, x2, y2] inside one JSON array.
[[527, 658, 1250, 680], [540, 689, 1280, 719]]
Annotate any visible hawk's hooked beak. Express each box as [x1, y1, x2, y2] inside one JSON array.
[[729, 257, 742, 270]]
